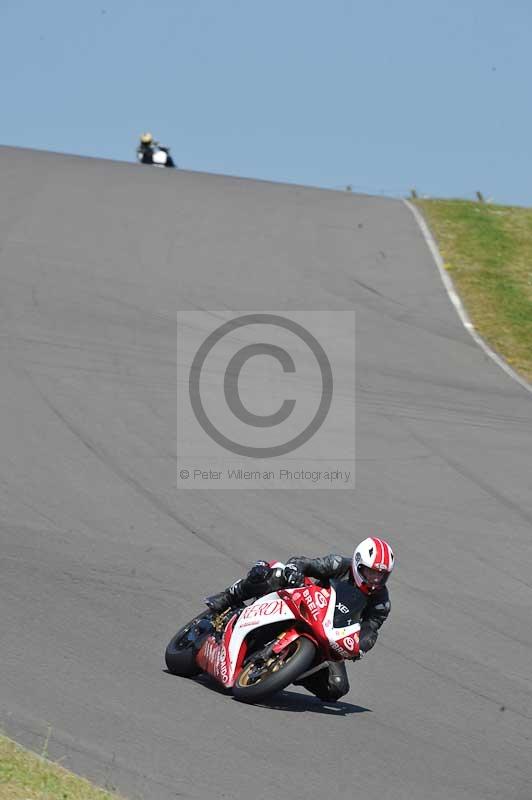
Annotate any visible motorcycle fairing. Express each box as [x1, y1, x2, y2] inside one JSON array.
[[321, 585, 361, 658], [225, 591, 296, 682], [196, 583, 361, 688], [152, 149, 168, 166], [195, 591, 295, 688]]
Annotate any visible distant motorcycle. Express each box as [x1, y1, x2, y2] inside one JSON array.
[[165, 563, 362, 703], [137, 145, 176, 169]]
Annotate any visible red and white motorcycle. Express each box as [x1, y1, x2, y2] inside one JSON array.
[[165, 564, 361, 703]]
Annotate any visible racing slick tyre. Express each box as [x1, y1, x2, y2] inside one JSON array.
[[233, 636, 316, 703], [165, 613, 207, 677]]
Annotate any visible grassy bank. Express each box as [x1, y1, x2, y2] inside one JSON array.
[[414, 199, 532, 383], [0, 734, 123, 800]]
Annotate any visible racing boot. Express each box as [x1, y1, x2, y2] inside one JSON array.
[[295, 661, 350, 702], [205, 580, 245, 614], [204, 561, 274, 614]]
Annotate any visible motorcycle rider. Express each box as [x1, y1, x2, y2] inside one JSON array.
[[137, 132, 157, 164], [205, 537, 394, 702], [136, 131, 175, 167]]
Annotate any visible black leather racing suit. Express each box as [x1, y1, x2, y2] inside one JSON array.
[[137, 142, 156, 164], [207, 555, 391, 702]]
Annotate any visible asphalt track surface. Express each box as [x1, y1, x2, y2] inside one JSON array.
[[1, 146, 531, 800]]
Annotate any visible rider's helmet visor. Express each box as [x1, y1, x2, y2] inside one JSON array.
[[359, 565, 389, 588]]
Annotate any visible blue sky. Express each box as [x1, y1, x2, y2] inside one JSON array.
[[1, 0, 531, 205]]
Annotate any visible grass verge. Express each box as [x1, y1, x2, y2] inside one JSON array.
[[0, 733, 124, 800], [414, 199, 532, 383]]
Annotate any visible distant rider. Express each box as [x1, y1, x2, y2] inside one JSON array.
[[137, 131, 157, 164], [205, 537, 395, 702], [136, 132, 175, 167]]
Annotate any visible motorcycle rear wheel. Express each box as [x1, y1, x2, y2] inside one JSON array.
[[165, 612, 207, 677], [233, 636, 316, 703]]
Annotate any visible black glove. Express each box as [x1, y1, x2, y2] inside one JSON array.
[[359, 625, 378, 653], [247, 560, 272, 584], [283, 563, 304, 587]]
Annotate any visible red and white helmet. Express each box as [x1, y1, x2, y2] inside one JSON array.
[[352, 537, 395, 594]]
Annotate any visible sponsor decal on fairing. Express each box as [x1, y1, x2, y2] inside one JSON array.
[[226, 591, 296, 681]]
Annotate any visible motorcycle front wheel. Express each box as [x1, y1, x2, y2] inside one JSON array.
[[232, 636, 316, 703], [165, 612, 208, 677]]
